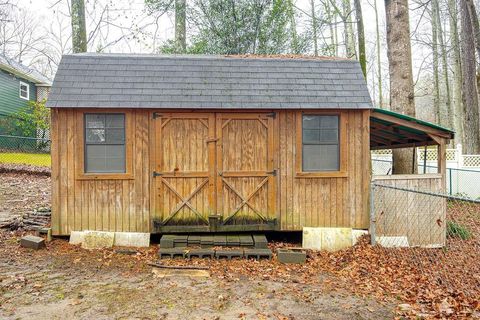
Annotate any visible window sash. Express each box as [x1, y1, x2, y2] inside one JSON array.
[[19, 82, 29, 100]]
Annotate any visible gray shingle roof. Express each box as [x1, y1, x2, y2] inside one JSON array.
[[46, 53, 372, 109], [0, 54, 52, 85]]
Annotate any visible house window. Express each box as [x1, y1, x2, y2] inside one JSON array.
[[19, 81, 29, 100], [84, 113, 126, 173], [302, 115, 339, 171]]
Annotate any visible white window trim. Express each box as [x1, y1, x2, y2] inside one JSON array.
[[19, 81, 30, 100]]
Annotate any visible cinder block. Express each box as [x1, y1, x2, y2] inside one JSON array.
[[186, 248, 215, 259], [114, 232, 150, 247], [173, 234, 188, 247], [226, 235, 240, 246], [239, 235, 254, 247], [213, 234, 227, 246], [69, 231, 86, 245], [200, 235, 214, 248], [158, 247, 187, 259], [160, 235, 175, 248], [188, 235, 201, 245], [244, 248, 272, 260], [215, 249, 244, 260], [252, 234, 268, 248], [20, 235, 45, 250], [82, 231, 115, 249], [277, 248, 306, 264]]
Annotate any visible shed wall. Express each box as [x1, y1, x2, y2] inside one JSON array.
[[51, 108, 370, 235]]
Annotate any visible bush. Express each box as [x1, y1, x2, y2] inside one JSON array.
[[447, 221, 472, 240]]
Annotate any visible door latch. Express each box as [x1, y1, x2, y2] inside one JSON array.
[[153, 171, 163, 177], [266, 169, 277, 176]]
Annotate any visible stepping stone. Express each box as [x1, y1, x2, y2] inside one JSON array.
[[215, 249, 244, 260], [239, 235, 254, 247], [20, 235, 45, 250], [185, 248, 215, 259], [160, 235, 175, 248], [252, 234, 268, 249], [213, 234, 227, 246], [158, 247, 186, 259], [277, 248, 306, 264], [200, 235, 214, 248], [187, 235, 201, 245], [244, 248, 272, 260], [226, 235, 240, 246]]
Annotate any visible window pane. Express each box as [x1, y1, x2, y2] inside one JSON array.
[[319, 116, 339, 129], [303, 145, 339, 171], [106, 158, 125, 172], [106, 114, 125, 128], [303, 115, 320, 129], [86, 128, 106, 143], [303, 129, 320, 144], [319, 129, 338, 143], [105, 145, 125, 158], [106, 128, 125, 144], [85, 114, 105, 128]]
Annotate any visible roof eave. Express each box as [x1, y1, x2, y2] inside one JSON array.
[[0, 62, 52, 86]]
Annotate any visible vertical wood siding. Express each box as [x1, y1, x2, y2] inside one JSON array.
[[51, 108, 370, 235]]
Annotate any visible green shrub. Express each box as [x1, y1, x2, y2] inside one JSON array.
[[447, 221, 472, 240]]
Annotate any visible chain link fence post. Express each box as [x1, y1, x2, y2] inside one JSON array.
[[370, 183, 376, 246]]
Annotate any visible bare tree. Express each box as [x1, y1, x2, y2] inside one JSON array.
[[353, 0, 366, 77], [71, 0, 87, 53], [385, 0, 417, 174]]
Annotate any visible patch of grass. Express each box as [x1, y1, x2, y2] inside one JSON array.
[[0, 153, 51, 167], [447, 221, 472, 240]]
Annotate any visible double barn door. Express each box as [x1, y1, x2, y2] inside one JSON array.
[[153, 112, 276, 230]]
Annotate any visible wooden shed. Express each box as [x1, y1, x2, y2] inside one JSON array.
[[46, 54, 453, 236]]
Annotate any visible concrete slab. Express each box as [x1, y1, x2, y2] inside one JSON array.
[[173, 234, 188, 247], [277, 248, 306, 264], [376, 236, 410, 248], [20, 235, 45, 250], [244, 248, 272, 260], [160, 235, 175, 248], [158, 247, 187, 259], [82, 231, 115, 250], [213, 234, 227, 246], [352, 229, 369, 245], [187, 235, 201, 245], [200, 235, 214, 248], [69, 231, 85, 245], [252, 234, 268, 248], [114, 232, 150, 248], [215, 249, 244, 260], [226, 235, 240, 246], [185, 248, 215, 259], [239, 235, 254, 247], [302, 227, 353, 252]]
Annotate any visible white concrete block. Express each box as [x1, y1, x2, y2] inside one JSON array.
[[69, 231, 86, 245], [81, 231, 115, 249], [376, 236, 410, 248], [114, 232, 150, 248], [352, 229, 369, 245], [303, 227, 353, 252]]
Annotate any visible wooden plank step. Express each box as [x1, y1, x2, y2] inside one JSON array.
[[214, 234, 227, 246], [252, 234, 268, 248], [239, 234, 254, 246], [226, 234, 240, 246]]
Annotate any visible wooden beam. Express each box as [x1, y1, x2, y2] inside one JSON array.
[[370, 140, 437, 150]]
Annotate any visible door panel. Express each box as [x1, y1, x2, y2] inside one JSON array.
[[154, 113, 215, 226], [216, 113, 276, 225]]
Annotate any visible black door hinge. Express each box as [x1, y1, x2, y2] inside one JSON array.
[[266, 112, 276, 119], [153, 112, 162, 119], [153, 171, 163, 177], [266, 169, 277, 176]]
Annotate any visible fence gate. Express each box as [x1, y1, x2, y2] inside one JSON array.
[[215, 113, 276, 226]]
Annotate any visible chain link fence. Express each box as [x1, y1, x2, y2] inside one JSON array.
[[370, 182, 480, 310], [0, 134, 51, 167]]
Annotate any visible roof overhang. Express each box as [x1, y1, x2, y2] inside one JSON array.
[[0, 62, 51, 86], [370, 108, 454, 150]]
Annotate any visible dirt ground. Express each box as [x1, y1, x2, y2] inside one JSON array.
[[0, 232, 394, 320]]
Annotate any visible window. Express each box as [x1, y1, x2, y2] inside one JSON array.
[[84, 113, 126, 173], [19, 81, 29, 100], [302, 115, 339, 171]]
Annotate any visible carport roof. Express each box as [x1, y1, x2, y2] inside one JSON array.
[[370, 108, 454, 150]]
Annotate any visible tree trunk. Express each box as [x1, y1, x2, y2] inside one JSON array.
[[460, 0, 480, 153], [287, 0, 300, 54], [175, 0, 186, 52], [448, 0, 464, 145], [354, 0, 366, 78], [435, 0, 452, 129], [374, 0, 383, 107], [343, 0, 356, 58], [310, 0, 318, 56], [71, 0, 87, 53], [384, 0, 416, 174], [432, 0, 440, 124]]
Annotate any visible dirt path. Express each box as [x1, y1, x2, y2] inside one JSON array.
[[0, 234, 394, 320]]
